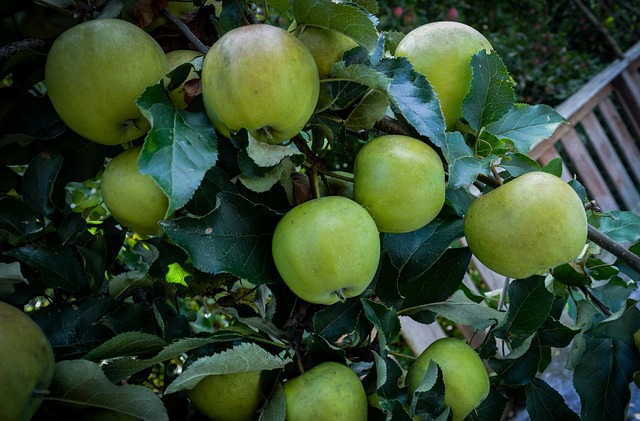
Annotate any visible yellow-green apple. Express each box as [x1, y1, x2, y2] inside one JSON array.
[[406, 337, 489, 421], [395, 21, 492, 130], [271, 196, 380, 305], [100, 146, 169, 236], [201, 24, 319, 144], [187, 370, 264, 421], [464, 171, 588, 279], [283, 362, 367, 421], [297, 26, 358, 79], [165, 49, 203, 109], [0, 301, 55, 421], [45, 19, 168, 145], [353, 135, 445, 233]]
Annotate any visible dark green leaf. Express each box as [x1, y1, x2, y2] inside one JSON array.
[[463, 50, 515, 131], [361, 299, 401, 351], [573, 335, 640, 421], [383, 214, 464, 283], [374, 252, 404, 309], [47, 360, 168, 421], [445, 186, 477, 217], [589, 210, 640, 243], [591, 299, 640, 341], [494, 276, 554, 337], [5, 244, 86, 292], [313, 298, 364, 343], [469, 388, 510, 421], [399, 248, 471, 311], [162, 191, 281, 285], [591, 276, 636, 313], [371, 351, 405, 403], [137, 82, 218, 217], [551, 263, 591, 287], [489, 333, 541, 386], [0, 97, 65, 143], [541, 157, 564, 177], [345, 89, 390, 130], [537, 316, 579, 348], [525, 377, 580, 421], [0, 195, 39, 236], [292, 0, 379, 53], [499, 153, 541, 177], [409, 360, 447, 419], [82, 331, 167, 361], [22, 149, 63, 219], [485, 104, 568, 153]]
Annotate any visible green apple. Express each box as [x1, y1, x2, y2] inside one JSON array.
[[201, 24, 319, 144], [464, 171, 588, 279], [353, 135, 445, 234], [166, 49, 203, 109], [0, 301, 55, 421], [406, 337, 489, 421], [45, 19, 168, 145], [297, 26, 358, 80], [100, 146, 169, 236], [271, 196, 380, 305], [283, 362, 367, 420], [187, 370, 264, 421], [395, 21, 492, 130]]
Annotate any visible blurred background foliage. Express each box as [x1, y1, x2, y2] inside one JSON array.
[[377, 0, 640, 106]]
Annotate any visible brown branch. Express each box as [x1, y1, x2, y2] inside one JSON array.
[[374, 116, 416, 137], [0, 38, 46, 62], [162, 8, 210, 54], [587, 224, 640, 274], [578, 285, 612, 316]]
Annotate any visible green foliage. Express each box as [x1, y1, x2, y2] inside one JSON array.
[[1, 0, 639, 420]]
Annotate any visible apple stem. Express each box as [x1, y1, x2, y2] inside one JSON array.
[[335, 289, 347, 303], [490, 163, 503, 186]]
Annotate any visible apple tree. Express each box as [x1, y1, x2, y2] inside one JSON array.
[[1, 0, 640, 420]]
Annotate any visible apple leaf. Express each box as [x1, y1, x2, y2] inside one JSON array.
[[498, 153, 541, 177], [292, 0, 379, 53], [361, 299, 401, 352], [463, 50, 515, 132], [383, 214, 465, 283], [488, 333, 542, 386], [409, 360, 447, 420], [5, 244, 86, 292], [441, 131, 494, 189], [161, 191, 282, 284], [377, 57, 446, 147], [0, 196, 39, 237], [136, 82, 218, 217], [0, 261, 26, 295], [46, 359, 169, 421], [525, 377, 581, 421], [345, 89, 390, 130], [398, 247, 472, 311], [165, 342, 292, 394], [371, 351, 405, 403], [82, 331, 167, 361], [22, 149, 63, 219], [485, 104, 567, 153], [102, 333, 245, 382], [589, 210, 640, 243], [573, 335, 640, 421], [591, 299, 640, 340], [537, 316, 580, 348], [494, 276, 555, 337], [260, 382, 287, 421], [313, 298, 365, 343]]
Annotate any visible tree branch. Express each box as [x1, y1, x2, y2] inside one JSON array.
[[578, 285, 612, 316], [587, 224, 640, 274], [162, 8, 210, 54], [0, 38, 45, 62]]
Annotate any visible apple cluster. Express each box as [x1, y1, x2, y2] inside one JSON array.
[[40, 16, 592, 421]]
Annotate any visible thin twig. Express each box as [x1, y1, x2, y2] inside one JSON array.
[[578, 285, 612, 316], [0, 38, 45, 62], [162, 8, 210, 54]]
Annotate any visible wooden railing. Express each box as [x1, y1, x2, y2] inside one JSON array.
[[401, 40, 640, 355]]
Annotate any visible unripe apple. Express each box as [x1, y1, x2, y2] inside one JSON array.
[[165, 49, 203, 109], [406, 337, 489, 421], [100, 146, 169, 236], [271, 196, 380, 305], [0, 301, 55, 421], [297, 26, 358, 80], [395, 21, 492, 130], [187, 370, 264, 421], [201, 24, 319, 144], [283, 362, 367, 420], [353, 135, 445, 233], [45, 19, 168, 145], [464, 171, 588, 279]]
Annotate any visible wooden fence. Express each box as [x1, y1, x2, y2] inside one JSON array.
[[401, 40, 640, 355]]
